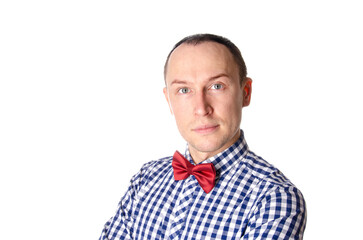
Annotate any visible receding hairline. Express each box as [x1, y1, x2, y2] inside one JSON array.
[[164, 41, 225, 78], [163, 34, 247, 85]]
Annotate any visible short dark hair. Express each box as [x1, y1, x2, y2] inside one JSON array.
[[164, 33, 247, 84]]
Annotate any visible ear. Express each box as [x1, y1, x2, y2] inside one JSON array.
[[242, 78, 252, 107], [163, 87, 174, 115]]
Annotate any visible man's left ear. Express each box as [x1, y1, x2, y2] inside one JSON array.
[[242, 78, 252, 107]]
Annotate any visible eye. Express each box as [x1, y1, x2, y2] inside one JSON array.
[[210, 83, 224, 90], [178, 87, 190, 94]]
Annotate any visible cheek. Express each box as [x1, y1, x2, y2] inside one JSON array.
[[216, 93, 242, 110], [170, 100, 190, 125], [170, 100, 183, 115], [215, 96, 242, 122]]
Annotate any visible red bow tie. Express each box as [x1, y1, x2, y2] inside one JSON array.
[[172, 151, 216, 193]]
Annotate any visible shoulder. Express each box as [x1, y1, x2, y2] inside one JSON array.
[[242, 149, 306, 209], [243, 150, 306, 215], [139, 155, 173, 176], [242, 151, 307, 233], [243, 150, 293, 188], [130, 155, 173, 191]]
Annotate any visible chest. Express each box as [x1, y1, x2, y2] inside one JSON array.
[[132, 168, 259, 239]]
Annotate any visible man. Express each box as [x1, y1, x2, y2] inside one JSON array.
[[100, 34, 306, 239]]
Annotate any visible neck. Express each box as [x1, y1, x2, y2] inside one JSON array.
[[189, 130, 241, 164], [189, 150, 213, 164]]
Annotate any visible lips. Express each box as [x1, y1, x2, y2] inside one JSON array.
[[192, 124, 219, 134]]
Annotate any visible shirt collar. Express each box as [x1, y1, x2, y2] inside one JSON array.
[[184, 130, 249, 174]]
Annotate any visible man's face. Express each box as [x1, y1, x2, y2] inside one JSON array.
[[164, 42, 251, 163]]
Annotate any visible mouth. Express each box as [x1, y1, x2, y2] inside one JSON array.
[[192, 124, 219, 134]]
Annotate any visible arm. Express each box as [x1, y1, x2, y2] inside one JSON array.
[[242, 186, 307, 240], [99, 188, 134, 240], [99, 164, 148, 240]]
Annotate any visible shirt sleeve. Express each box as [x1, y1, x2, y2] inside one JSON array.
[[241, 185, 307, 240], [99, 163, 150, 240]]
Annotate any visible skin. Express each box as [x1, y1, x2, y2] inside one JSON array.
[[164, 42, 252, 164]]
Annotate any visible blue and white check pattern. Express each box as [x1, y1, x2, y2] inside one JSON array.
[[100, 131, 306, 239]]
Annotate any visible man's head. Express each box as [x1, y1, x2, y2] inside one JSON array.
[[163, 34, 252, 163]]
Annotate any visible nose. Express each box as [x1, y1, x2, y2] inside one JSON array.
[[194, 91, 213, 116]]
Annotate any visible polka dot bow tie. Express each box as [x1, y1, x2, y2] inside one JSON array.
[[172, 151, 216, 193]]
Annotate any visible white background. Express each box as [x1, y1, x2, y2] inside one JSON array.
[[1, 1, 362, 239]]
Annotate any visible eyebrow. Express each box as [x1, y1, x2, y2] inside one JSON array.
[[170, 73, 231, 86], [170, 79, 188, 86], [209, 73, 230, 81]]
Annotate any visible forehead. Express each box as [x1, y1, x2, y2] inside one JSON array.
[[166, 42, 238, 81]]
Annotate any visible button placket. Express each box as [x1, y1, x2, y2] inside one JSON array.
[[168, 176, 198, 239]]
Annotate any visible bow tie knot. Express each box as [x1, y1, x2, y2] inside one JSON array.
[[172, 151, 216, 193]]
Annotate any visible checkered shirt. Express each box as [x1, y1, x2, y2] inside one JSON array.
[[99, 131, 306, 239]]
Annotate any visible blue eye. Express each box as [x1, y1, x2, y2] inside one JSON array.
[[178, 87, 190, 94], [211, 83, 223, 90]]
